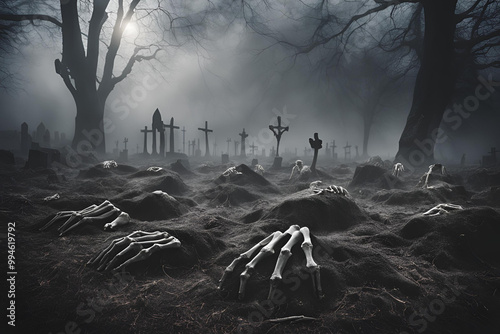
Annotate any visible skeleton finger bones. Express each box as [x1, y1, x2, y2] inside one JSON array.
[[218, 225, 323, 301], [423, 203, 463, 216], [103, 160, 118, 168], [87, 231, 181, 272], [313, 185, 349, 196], [40, 200, 127, 236], [147, 166, 163, 172], [393, 163, 404, 177]]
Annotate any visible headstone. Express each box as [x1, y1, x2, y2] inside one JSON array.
[[43, 129, 51, 148], [54, 131, 60, 146], [120, 137, 128, 162], [344, 142, 351, 161], [250, 142, 258, 155], [20, 122, 31, 156], [331, 140, 337, 160], [309, 132, 322, 172], [239, 128, 249, 157], [140, 126, 154, 154], [113, 140, 119, 156], [221, 153, 229, 164], [152, 108, 163, 155], [482, 147, 497, 167], [234, 141, 240, 156], [269, 116, 289, 157], [195, 138, 201, 157], [226, 138, 231, 156], [36, 122, 46, 144], [26, 146, 61, 169], [0, 150, 15, 165], [271, 156, 283, 169], [164, 117, 180, 153], [182, 126, 186, 154], [197, 121, 213, 157]]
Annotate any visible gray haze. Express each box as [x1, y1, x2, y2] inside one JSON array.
[[0, 1, 498, 163]]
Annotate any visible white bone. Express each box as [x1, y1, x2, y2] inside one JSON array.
[[104, 212, 130, 231]]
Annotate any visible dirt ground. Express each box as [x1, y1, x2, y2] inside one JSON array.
[[1, 154, 499, 334]]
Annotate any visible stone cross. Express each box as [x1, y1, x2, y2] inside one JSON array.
[[198, 121, 213, 157], [331, 140, 337, 160], [140, 126, 154, 154], [269, 116, 289, 157], [226, 138, 232, 155], [250, 142, 258, 155], [164, 117, 180, 153], [239, 128, 248, 157], [234, 141, 239, 156], [152, 108, 164, 155], [309, 132, 322, 172], [182, 126, 186, 154], [344, 142, 351, 161], [123, 137, 128, 150]]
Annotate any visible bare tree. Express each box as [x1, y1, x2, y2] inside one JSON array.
[[244, 0, 500, 167], [0, 0, 200, 155]]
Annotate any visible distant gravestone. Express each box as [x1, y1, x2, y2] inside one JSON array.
[[164, 117, 180, 154], [344, 142, 351, 161], [198, 121, 213, 157], [43, 129, 51, 148], [269, 116, 288, 169], [140, 126, 153, 154], [221, 154, 229, 164], [239, 128, 248, 157], [20, 122, 31, 156], [309, 132, 322, 172], [36, 122, 46, 144], [26, 146, 61, 169], [152, 108, 163, 155], [120, 138, 129, 162], [0, 150, 15, 165], [234, 141, 240, 156]]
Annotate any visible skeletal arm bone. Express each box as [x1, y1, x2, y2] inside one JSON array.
[[104, 212, 130, 231], [268, 229, 303, 300], [300, 227, 323, 298], [423, 203, 463, 216]]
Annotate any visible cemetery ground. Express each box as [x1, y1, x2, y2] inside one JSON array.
[[1, 154, 499, 334]]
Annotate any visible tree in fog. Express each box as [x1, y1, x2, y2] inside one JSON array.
[[0, 0, 203, 154]]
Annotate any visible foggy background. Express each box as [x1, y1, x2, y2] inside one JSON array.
[[0, 0, 498, 164]]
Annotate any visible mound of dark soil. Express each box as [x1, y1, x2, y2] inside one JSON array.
[[115, 191, 187, 221], [261, 190, 368, 232], [466, 169, 500, 190], [400, 207, 500, 270], [214, 164, 280, 193], [471, 186, 500, 207], [372, 185, 469, 206], [78, 164, 138, 178], [416, 172, 462, 188], [170, 159, 194, 176], [349, 165, 402, 189], [200, 184, 260, 206], [126, 171, 189, 195]]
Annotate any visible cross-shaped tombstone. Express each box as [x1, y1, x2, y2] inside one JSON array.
[[226, 138, 232, 156], [250, 142, 258, 155], [343, 142, 351, 161], [123, 137, 128, 150], [309, 132, 322, 172], [164, 117, 180, 153], [269, 116, 289, 157], [152, 108, 164, 155], [182, 127, 186, 154], [140, 126, 154, 154], [234, 141, 240, 156], [331, 140, 337, 160], [198, 121, 213, 157], [239, 128, 249, 157]]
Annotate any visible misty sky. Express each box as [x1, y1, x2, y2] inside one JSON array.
[[0, 0, 498, 162]]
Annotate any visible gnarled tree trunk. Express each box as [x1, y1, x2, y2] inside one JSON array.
[[395, 0, 458, 167]]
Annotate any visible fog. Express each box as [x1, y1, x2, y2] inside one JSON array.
[[0, 0, 498, 163]]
